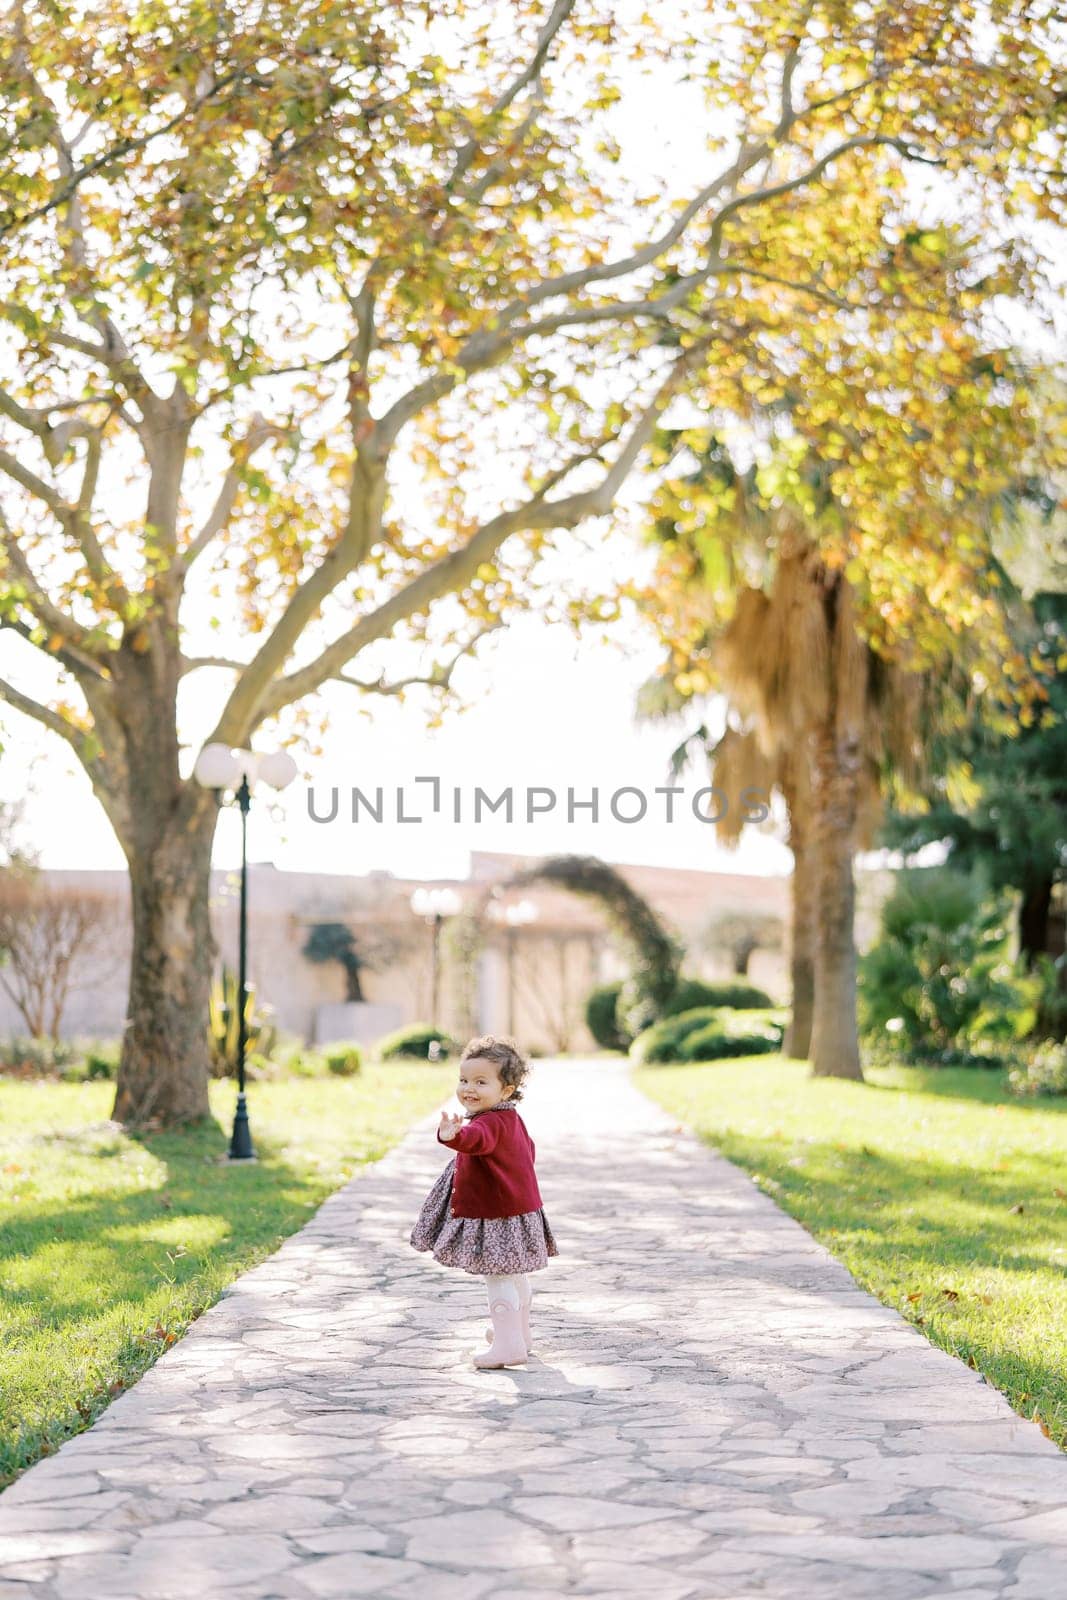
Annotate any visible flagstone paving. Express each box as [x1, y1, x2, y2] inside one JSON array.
[[2, 1057, 1066, 1599]]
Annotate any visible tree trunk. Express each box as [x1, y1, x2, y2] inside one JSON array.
[[1019, 876, 1054, 968], [784, 831, 816, 1059], [732, 939, 756, 976], [112, 798, 220, 1126], [808, 724, 864, 1081]]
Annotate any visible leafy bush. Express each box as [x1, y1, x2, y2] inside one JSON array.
[[286, 1049, 327, 1078], [377, 1023, 457, 1061], [859, 868, 1037, 1053], [630, 1006, 784, 1066], [907, 1043, 1012, 1070], [324, 1041, 363, 1076], [1033, 953, 1067, 1042], [207, 965, 279, 1079], [1008, 1041, 1067, 1098], [585, 981, 628, 1051], [678, 1016, 783, 1061], [662, 977, 773, 1016], [0, 1035, 79, 1075], [85, 1048, 118, 1081]]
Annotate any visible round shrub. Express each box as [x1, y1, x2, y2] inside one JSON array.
[[378, 1024, 457, 1061], [631, 1005, 784, 1065], [662, 977, 773, 1016], [630, 1006, 725, 1065], [324, 1041, 363, 1076], [585, 981, 629, 1052], [677, 1018, 783, 1062], [85, 1050, 117, 1081]]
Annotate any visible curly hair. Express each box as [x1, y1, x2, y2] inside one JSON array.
[[459, 1034, 530, 1103]]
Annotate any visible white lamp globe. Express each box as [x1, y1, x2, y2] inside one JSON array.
[[194, 743, 241, 789], [258, 750, 298, 790], [230, 750, 263, 790]]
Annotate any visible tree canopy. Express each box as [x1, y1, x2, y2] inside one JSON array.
[[1, 0, 1064, 1120]]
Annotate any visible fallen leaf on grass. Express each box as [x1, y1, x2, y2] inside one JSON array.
[[939, 1288, 960, 1301]]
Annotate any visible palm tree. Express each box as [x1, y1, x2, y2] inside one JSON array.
[[635, 429, 941, 1078], [715, 531, 931, 1077]]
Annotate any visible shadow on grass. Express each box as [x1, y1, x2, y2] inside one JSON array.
[[858, 1064, 1067, 1114], [0, 1114, 337, 1487]]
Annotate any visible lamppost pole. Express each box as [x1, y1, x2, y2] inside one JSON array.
[[507, 924, 517, 1037], [430, 912, 442, 1031], [230, 775, 254, 1160], [193, 742, 297, 1164], [410, 887, 462, 1032], [488, 897, 539, 1040]]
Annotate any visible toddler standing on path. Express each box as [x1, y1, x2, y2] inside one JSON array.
[[409, 1035, 558, 1368]]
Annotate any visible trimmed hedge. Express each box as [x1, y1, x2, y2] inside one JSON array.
[[377, 1024, 457, 1061], [630, 1005, 785, 1066], [585, 981, 629, 1052], [661, 978, 773, 1016], [677, 1018, 782, 1062]]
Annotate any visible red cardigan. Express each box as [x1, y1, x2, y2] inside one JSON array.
[[437, 1105, 543, 1219]]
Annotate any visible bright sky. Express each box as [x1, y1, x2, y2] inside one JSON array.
[[0, 560, 793, 879]]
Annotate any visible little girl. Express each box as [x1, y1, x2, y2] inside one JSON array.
[[409, 1034, 558, 1368]]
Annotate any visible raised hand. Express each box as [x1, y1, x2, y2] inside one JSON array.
[[438, 1108, 464, 1143]]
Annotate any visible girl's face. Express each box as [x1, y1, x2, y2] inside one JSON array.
[[457, 1057, 514, 1114]]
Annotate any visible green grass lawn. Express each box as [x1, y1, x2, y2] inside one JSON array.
[[0, 1065, 453, 1487], [634, 1055, 1067, 1450]]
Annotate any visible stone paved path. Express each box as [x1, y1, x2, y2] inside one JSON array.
[[2, 1058, 1067, 1600]]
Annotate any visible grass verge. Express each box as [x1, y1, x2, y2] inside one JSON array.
[[633, 1055, 1067, 1450], [0, 1065, 452, 1487]]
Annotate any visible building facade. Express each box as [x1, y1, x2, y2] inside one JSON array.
[[0, 850, 811, 1054]]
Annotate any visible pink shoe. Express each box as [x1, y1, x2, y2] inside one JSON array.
[[474, 1295, 527, 1368], [486, 1279, 534, 1354]]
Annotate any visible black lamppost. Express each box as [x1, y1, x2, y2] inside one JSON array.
[[488, 897, 539, 1035], [410, 886, 462, 1029], [194, 742, 297, 1161]]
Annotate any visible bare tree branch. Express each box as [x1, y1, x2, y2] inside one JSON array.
[[0, 508, 105, 657], [0, 672, 95, 759], [447, 0, 577, 191], [245, 351, 701, 730], [331, 621, 504, 695], [0, 50, 245, 243], [0, 441, 131, 614], [179, 654, 246, 676], [176, 414, 291, 575], [0, 614, 109, 682]]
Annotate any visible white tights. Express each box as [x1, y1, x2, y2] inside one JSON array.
[[484, 1273, 528, 1311]]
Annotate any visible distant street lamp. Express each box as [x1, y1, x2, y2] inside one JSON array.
[[410, 886, 462, 1030], [193, 743, 298, 1160], [488, 898, 539, 1036]]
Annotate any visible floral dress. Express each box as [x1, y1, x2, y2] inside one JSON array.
[[409, 1099, 559, 1275]]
